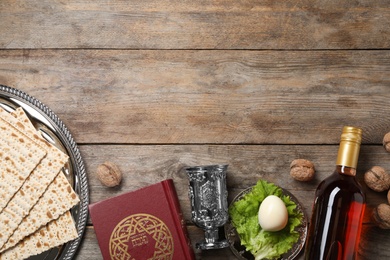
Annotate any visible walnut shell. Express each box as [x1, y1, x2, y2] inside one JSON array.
[[373, 203, 390, 229], [383, 132, 390, 153], [290, 159, 315, 182], [97, 161, 122, 187], [364, 166, 390, 192], [387, 189, 390, 205]]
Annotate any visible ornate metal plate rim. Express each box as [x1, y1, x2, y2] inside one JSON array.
[[0, 85, 89, 260]]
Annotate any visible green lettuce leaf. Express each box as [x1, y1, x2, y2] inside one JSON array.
[[229, 180, 303, 260]]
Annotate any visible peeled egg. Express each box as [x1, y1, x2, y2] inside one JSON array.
[[258, 195, 288, 232]]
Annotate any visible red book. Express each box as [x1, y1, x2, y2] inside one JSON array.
[[89, 179, 195, 260]]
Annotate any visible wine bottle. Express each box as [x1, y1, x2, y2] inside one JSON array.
[[304, 126, 366, 260]]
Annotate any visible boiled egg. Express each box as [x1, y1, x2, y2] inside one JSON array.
[[258, 195, 288, 232]]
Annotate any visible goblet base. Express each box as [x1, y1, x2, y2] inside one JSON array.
[[196, 240, 229, 250]]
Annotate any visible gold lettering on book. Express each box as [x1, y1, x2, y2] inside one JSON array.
[[131, 233, 148, 247], [109, 213, 174, 260]]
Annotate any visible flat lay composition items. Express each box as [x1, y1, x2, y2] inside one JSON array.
[[1, 1, 390, 259], [1, 84, 390, 260]]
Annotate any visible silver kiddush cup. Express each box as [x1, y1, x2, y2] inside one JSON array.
[[185, 165, 229, 250]]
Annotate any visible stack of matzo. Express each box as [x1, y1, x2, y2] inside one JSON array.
[[0, 107, 80, 260]]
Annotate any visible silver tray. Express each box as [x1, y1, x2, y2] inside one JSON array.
[[0, 85, 89, 260], [225, 186, 308, 260]]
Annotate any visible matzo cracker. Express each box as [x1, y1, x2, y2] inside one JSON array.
[[0, 108, 69, 250], [2, 171, 79, 251], [0, 111, 47, 213], [0, 211, 78, 260]]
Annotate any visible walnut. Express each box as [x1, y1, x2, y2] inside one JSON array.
[[388, 190, 390, 205], [372, 204, 390, 229], [364, 166, 390, 192], [383, 132, 390, 152], [96, 161, 122, 187], [290, 159, 315, 181]]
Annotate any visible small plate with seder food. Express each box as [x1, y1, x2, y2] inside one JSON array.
[[225, 180, 308, 260]]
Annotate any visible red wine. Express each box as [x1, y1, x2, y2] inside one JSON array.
[[305, 168, 365, 259], [305, 127, 365, 260]]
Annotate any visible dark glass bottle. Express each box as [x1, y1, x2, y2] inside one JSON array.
[[304, 126, 366, 260]]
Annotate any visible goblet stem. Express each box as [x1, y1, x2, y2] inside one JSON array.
[[197, 228, 229, 250], [204, 229, 219, 244]]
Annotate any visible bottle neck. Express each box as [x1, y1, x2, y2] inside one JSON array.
[[336, 139, 361, 177], [336, 165, 357, 176]]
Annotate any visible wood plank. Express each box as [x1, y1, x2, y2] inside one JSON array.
[[77, 223, 390, 260], [1, 50, 390, 144], [0, 0, 389, 49], [78, 226, 243, 260], [82, 144, 390, 223]]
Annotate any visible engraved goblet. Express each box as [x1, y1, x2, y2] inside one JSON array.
[[185, 165, 229, 250]]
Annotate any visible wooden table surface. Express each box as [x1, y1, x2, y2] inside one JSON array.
[[1, 1, 390, 259]]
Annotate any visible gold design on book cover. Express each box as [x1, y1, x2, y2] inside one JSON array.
[[109, 213, 174, 260]]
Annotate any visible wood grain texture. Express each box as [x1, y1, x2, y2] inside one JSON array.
[[0, 0, 389, 49], [79, 144, 390, 259], [76, 224, 390, 260], [1, 50, 390, 144], [81, 144, 390, 220], [1, 0, 390, 259]]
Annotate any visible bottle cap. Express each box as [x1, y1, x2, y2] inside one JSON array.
[[340, 126, 362, 144], [336, 126, 362, 171]]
